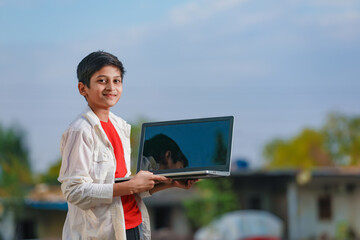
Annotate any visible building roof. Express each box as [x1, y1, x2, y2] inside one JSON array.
[[26, 184, 67, 210], [231, 167, 360, 178]]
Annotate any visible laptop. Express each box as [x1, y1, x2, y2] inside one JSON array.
[[115, 116, 234, 182]]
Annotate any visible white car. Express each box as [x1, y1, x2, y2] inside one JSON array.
[[194, 210, 284, 240]]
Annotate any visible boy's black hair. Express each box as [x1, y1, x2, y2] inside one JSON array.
[[143, 134, 189, 168], [77, 51, 125, 87]]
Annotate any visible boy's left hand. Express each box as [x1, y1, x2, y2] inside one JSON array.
[[150, 178, 198, 194], [171, 179, 199, 189]]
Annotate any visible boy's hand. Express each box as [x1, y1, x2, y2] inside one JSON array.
[[130, 170, 169, 193], [171, 179, 199, 189], [148, 178, 198, 195]]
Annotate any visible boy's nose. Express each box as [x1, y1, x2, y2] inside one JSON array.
[[106, 82, 114, 90]]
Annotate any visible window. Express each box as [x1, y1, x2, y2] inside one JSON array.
[[318, 195, 332, 220], [154, 206, 171, 229], [16, 219, 37, 239], [247, 195, 261, 210]]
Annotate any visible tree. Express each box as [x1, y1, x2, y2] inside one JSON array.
[[0, 124, 33, 227], [212, 131, 228, 165], [322, 113, 360, 166], [0, 124, 33, 197], [38, 158, 62, 185], [130, 117, 149, 173], [183, 178, 238, 229], [263, 113, 360, 169]]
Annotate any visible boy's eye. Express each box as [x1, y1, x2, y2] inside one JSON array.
[[114, 79, 122, 84], [98, 79, 106, 83]]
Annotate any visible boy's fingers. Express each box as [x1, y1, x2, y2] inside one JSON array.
[[151, 175, 169, 182]]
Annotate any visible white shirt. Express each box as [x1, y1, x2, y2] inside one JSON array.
[[58, 107, 151, 240]]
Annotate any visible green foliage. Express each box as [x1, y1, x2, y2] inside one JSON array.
[[0, 124, 33, 197], [263, 113, 360, 169], [130, 117, 149, 173], [264, 128, 331, 169], [183, 178, 238, 229], [38, 158, 62, 185], [322, 113, 360, 166]]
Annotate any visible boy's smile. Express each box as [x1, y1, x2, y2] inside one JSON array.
[[78, 65, 123, 121]]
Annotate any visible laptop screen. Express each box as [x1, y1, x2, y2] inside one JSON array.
[[137, 116, 234, 175]]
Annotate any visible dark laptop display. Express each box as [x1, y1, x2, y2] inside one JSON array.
[[115, 116, 234, 182]]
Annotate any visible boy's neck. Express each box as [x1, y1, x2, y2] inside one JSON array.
[[90, 106, 110, 122]]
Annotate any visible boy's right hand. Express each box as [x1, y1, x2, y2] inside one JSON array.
[[130, 170, 169, 193]]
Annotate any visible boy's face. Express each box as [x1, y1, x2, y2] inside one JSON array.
[[159, 150, 185, 170], [78, 65, 122, 112]]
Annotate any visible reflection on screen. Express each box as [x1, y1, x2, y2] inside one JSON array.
[[140, 120, 230, 171]]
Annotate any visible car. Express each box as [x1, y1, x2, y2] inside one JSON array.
[[194, 210, 284, 240]]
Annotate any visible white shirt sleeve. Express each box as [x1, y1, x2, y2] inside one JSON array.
[[58, 129, 113, 210]]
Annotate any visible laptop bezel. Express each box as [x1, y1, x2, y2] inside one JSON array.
[[136, 116, 234, 175]]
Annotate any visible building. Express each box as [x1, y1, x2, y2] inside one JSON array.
[[0, 184, 67, 240], [231, 167, 360, 240]]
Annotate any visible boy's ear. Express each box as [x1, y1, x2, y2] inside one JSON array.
[[78, 82, 87, 97], [165, 150, 172, 162]]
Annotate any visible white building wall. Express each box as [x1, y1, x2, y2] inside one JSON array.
[[297, 188, 317, 239], [296, 181, 360, 239], [352, 190, 360, 235], [287, 182, 299, 240]]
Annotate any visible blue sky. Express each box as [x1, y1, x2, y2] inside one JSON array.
[[1, 0, 359, 173]]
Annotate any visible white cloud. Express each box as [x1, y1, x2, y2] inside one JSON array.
[[291, 2, 360, 43], [169, 0, 247, 26]]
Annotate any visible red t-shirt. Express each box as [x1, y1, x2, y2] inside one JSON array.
[[100, 119, 142, 230]]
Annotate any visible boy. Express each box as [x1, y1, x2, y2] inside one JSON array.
[[58, 51, 197, 240]]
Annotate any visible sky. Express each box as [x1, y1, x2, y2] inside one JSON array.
[[1, 0, 359, 173]]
